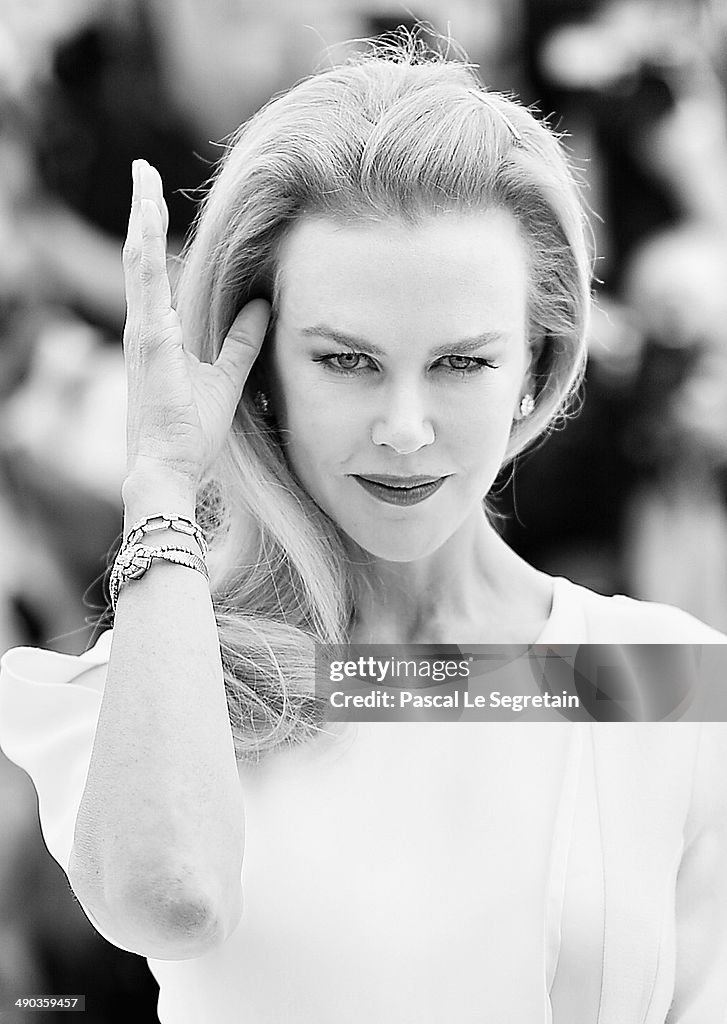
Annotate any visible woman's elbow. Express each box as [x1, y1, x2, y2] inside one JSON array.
[[69, 856, 243, 960], [125, 885, 241, 960]]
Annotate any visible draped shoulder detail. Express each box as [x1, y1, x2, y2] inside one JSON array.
[[0, 631, 113, 873]]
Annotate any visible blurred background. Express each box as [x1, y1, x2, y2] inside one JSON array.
[[1, 0, 726, 1019]]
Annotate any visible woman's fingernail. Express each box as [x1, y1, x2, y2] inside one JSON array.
[[137, 159, 150, 194]]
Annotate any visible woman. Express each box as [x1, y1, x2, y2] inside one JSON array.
[[1, 40, 726, 1023]]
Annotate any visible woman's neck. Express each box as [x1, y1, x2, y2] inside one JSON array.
[[347, 511, 554, 645]]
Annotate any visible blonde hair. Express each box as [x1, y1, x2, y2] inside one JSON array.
[[175, 38, 592, 759]]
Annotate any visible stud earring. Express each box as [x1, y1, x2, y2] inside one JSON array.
[[254, 390, 270, 416], [519, 393, 535, 418]]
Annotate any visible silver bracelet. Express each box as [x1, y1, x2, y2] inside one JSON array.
[[124, 513, 208, 557], [110, 543, 209, 610]]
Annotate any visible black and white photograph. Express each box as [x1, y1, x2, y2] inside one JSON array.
[[1, 1, 727, 1021]]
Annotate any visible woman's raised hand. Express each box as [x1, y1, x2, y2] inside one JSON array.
[[122, 159, 270, 491]]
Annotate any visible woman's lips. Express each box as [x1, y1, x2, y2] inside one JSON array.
[[352, 474, 447, 506]]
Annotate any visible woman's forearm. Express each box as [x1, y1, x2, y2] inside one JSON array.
[[68, 468, 244, 956]]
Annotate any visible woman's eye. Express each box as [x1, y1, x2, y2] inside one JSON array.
[[318, 352, 374, 372], [335, 352, 364, 370], [438, 355, 498, 373]]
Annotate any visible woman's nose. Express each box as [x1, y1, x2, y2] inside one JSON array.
[[370, 387, 435, 455]]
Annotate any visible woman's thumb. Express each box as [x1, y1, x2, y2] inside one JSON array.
[[215, 299, 271, 392]]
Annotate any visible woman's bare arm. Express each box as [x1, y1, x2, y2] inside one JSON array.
[[68, 471, 244, 960], [67, 160, 270, 959]]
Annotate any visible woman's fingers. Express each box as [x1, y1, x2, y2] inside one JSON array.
[[139, 195, 174, 319], [121, 162, 143, 332], [215, 300, 271, 395], [138, 160, 173, 319], [123, 160, 173, 322], [144, 162, 170, 238]]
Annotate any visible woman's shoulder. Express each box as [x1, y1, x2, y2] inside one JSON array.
[[552, 577, 727, 644]]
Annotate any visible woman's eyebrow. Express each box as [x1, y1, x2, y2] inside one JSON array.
[[299, 324, 509, 358]]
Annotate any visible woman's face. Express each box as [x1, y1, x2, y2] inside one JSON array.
[[267, 209, 532, 562]]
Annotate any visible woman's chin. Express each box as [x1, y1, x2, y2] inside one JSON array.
[[340, 526, 450, 564]]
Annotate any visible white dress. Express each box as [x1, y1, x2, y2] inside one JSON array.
[[1, 577, 727, 1024]]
